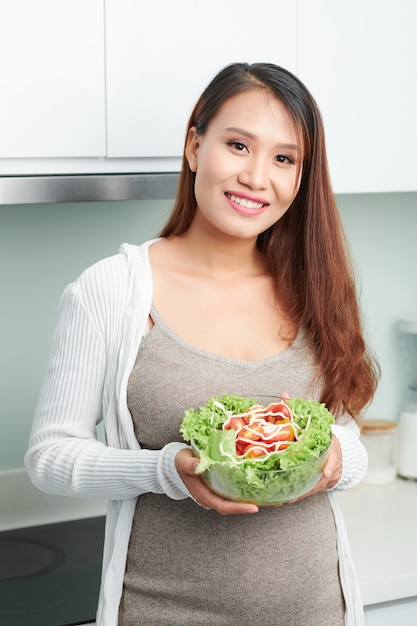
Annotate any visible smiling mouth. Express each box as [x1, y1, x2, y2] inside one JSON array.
[[225, 193, 266, 210]]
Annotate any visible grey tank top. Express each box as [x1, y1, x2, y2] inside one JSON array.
[[120, 305, 344, 626]]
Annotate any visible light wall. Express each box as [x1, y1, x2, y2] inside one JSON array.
[[1, 192, 416, 471], [337, 192, 417, 419], [0, 198, 173, 471]]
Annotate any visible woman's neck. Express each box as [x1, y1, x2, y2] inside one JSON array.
[[171, 222, 265, 281]]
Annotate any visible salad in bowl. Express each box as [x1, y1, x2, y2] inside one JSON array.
[[180, 394, 334, 505]]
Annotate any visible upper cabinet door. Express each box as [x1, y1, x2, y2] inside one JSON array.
[[105, 0, 297, 159], [0, 0, 105, 159], [297, 0, 417, 193]]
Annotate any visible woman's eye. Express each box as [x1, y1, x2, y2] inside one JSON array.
[[276, 154, 295, 165], [227, 141, 249, 152]]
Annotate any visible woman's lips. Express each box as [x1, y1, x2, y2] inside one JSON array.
[[225, 192, 269, 215]]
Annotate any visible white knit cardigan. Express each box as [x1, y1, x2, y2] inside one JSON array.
[[25, 241, 366, 626]]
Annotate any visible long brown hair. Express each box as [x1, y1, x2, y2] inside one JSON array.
[[160, 63, 379, 417]]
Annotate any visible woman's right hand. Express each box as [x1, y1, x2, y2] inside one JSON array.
[[175, 448, 259, 515]]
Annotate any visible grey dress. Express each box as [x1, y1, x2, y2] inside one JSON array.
[[119, 305, 345, 626]]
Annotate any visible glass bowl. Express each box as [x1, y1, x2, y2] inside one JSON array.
[[191, 440, 330, 506]]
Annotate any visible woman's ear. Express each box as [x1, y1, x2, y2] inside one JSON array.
[[185, 126, 200, 172]]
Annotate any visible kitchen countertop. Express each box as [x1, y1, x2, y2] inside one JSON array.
[[334, 477, 417, 606], [0, 469, 107, 532], [1, 469, 416, 607]]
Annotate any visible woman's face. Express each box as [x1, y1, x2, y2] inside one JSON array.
[[185, 89, 302, 242]]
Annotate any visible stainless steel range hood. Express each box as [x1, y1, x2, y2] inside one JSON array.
[[0, 173, 179, 205]]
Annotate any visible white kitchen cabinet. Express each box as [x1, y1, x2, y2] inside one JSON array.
[[0, 0, 105, 159], [365, 597, 417, 625], [105, 0, 297, 161], [3, 0, 416, 191], [297, 0, 417, 193]]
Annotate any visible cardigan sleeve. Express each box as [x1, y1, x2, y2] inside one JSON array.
[[330, 415, 368, 490], [24, 271, 190, 502]]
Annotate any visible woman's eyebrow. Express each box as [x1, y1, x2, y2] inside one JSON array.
[[224, 127, 298, 151], [224, 126, 256, 139]]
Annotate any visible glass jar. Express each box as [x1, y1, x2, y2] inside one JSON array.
[[360, 419, 398, 485]]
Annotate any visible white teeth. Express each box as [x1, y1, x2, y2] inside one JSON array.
[[228, 193, 264, 210]]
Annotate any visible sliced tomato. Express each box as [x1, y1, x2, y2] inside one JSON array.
[[266, 402, 292, 420], [235, 440, 247, 456], [242, 444, 270, 458], [276, 441, 291, 450], [223, 416, 246, 432], [238, 425, 263, 442], [266, 425, 295, 443], [242, 405, 264, 423]]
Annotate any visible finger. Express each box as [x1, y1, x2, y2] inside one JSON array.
[[175, 449, 200, 475], [324, 452, 341, 479], [205, 496, 259, 515], [189, 475, 259, 515], [176, 449, 259, 514], [322, 461, 335, 479]]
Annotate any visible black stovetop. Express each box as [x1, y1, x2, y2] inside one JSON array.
[[0, 516, 105, 626]]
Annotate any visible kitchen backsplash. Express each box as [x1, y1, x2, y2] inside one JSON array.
[[1, 192, 416, 471]]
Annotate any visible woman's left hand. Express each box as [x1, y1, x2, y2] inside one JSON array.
[[289, 434, 342, 502]]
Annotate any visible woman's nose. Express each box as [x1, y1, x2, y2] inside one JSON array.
[[237, 156, 269, 190]]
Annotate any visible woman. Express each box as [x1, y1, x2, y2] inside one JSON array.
[[25, 63, 379, 625]]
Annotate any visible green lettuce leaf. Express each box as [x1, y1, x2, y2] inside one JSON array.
[[180, 394, 255, 450]]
